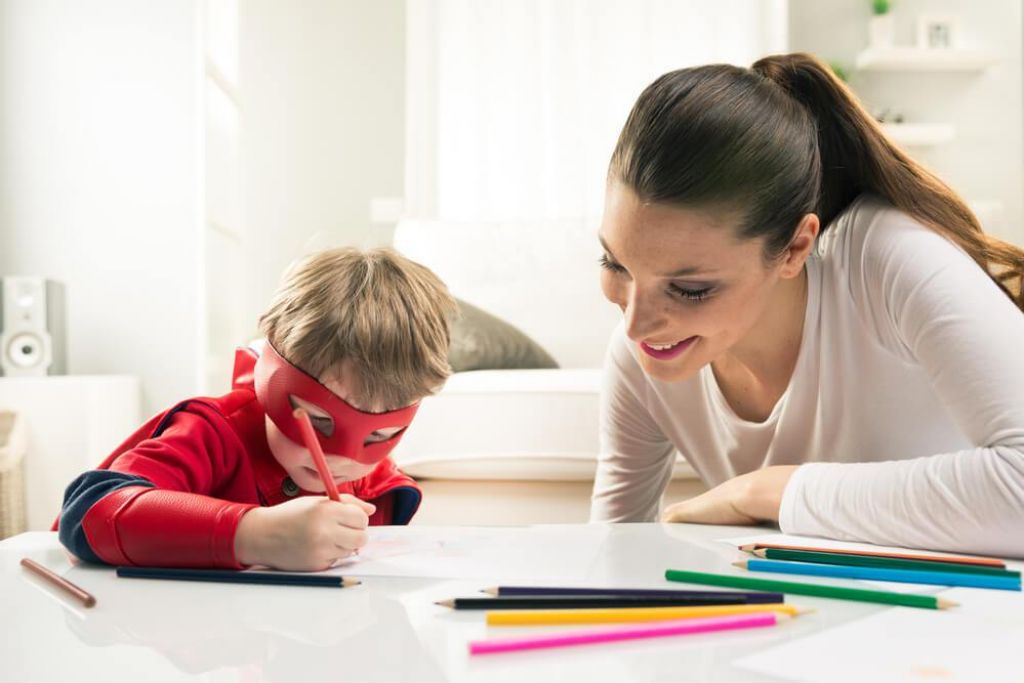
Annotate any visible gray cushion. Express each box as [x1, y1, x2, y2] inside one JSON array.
[[449, 299, 559, 372]]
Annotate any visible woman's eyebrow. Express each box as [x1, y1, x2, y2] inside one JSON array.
[[599, 235, 714, 277]]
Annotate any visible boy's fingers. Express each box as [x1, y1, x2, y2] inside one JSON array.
[[331, 504, 371, 530], [333, 528, 369, 551], [338, 493, 376, 514]]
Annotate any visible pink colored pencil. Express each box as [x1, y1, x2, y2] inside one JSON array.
[[293, 408, 340, 502], [468, 612, 779, 656]]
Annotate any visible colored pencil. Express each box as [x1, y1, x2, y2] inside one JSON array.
[[665, 568, 958, 609], [481, 586, 784, 602], [21, 558, 96, 608], [437, 595, 756, 610], [117, 566, 361, 588], [737, 558, 1021, 591], [486, 602, 801, 626], [469, 612, 782, 655], [739, 542, 1005, 569], [293, 408, 340, 502], [751, 548, 1020, 578]]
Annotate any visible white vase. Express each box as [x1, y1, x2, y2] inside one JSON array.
[[868, 14, 894, 47]]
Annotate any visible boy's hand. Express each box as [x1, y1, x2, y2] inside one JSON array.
[[234, 494, 376, 571]]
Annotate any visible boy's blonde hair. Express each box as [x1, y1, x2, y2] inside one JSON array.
[[258, 247, 457, 410]]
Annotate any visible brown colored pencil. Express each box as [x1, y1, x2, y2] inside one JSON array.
[[21, 558, 96, 608], [738, 543, 1005, 568]]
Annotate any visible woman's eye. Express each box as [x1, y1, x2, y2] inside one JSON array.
[[598, 254, 626, 273], [668, 283, 713, 302]]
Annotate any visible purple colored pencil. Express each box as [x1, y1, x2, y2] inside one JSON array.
[[485, 585, 784, 603]]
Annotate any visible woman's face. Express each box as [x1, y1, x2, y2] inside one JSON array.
[[599, 182, 809, 383]]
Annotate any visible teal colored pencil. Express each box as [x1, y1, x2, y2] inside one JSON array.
[[740, 558, 1021, 592], [665, 568, 957, 610]]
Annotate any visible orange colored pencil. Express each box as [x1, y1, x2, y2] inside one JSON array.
[[21, 558, 96, 608], [739, 543, 1005, 569], [293, 408, 340, 502]]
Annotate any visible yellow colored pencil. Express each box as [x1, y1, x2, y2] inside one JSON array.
[[486, 602, 803, 626]]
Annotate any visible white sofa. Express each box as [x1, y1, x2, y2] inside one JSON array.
[[391, 218, 702, 524]]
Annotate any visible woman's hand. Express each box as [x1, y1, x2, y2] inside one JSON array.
[[661, 465, 799, 526], [234, 494, 376, 571]]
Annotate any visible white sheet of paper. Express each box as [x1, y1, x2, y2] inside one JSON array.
[[734, 587, 1024, 682], [321, 524, 610, 581]]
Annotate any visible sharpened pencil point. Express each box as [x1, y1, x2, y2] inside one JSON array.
[[481, 587, 498, 596], [436, 599, 455, 608], [738, 544, 758, 552], [340, 577, 362, 588], [732, 560, 749, 569], [752, 549, 769, 558]]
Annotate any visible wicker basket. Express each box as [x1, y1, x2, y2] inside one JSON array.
[[0, 410, 27, 540]]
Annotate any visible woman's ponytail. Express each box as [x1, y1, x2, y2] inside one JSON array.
[[753, 52, 1024, 309]]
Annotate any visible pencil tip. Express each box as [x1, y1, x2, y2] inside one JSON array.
[[732, 560, 748, 569], [738, 544, 757, 552], [436, 599, 455, 608], [340, 578, 362, 587], [938, 598, 960, 609], [480, 587, 498, 596]]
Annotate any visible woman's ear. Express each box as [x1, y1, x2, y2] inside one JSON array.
[[779, 213, 820, 278]]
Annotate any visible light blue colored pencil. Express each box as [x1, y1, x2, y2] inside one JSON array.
[[735, 558, 1022, 592]]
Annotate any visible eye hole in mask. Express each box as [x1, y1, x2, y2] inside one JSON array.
[[288, 396, 335, 437], [364, 426, 406, 445]]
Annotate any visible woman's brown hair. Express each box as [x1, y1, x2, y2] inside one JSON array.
[[609, 52, 1024, 310]]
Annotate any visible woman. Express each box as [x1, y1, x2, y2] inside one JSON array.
[[589, 52, 1024, 557]]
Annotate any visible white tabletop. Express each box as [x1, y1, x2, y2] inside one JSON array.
[[2, 523, 1017, 682]]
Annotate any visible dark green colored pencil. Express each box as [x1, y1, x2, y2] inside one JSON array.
[[665, 568, 957, 610], [752, 548, 1020, 578]]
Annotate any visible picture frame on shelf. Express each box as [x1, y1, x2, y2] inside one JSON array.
[[916, 14, 959, 50]]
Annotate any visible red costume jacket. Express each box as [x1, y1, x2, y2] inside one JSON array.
[[57, 349, 422, 568]]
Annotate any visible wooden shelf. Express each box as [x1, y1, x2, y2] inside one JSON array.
[[856, 47, 997, 72], [880, 122, 955, 147]]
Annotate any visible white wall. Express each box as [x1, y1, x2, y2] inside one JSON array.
[[0, 0, 203, 415], [238, 0, 406, 336], [789, 0, 1024, 247]]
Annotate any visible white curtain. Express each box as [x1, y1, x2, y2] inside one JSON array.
[[405, 0, 789, 222]]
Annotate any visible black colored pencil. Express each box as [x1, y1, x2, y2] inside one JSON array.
[[116, 566, 361, 588], [436, 595, 776, 610], [481, 586, 784, 603]]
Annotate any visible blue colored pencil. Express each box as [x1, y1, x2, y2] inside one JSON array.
[[117, 566, 361, 588], [736, 558, 1022, 592]]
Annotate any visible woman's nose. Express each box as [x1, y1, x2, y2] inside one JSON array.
[[623, 286, 666, 341]]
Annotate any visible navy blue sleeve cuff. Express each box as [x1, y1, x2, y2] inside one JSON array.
[[390, 486, 422, 526], [58, 470, 155, 564]]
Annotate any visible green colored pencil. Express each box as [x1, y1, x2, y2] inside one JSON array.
[[665, 568, 958, 610], [751, 548, 1020, 578]]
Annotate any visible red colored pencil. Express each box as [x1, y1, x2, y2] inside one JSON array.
[[21, 558, 96, 608], [293, 408, 340, 502]]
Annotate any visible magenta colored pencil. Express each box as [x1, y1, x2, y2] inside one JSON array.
[[467, 612, 778, 656]]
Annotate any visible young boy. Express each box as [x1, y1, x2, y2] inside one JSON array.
[[58, 247, 456, 571]]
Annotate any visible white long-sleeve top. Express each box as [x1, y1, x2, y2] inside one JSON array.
[[590, 196, 1024, 557]]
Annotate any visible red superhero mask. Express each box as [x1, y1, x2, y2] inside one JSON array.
[[253, 343, 419, 465]]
